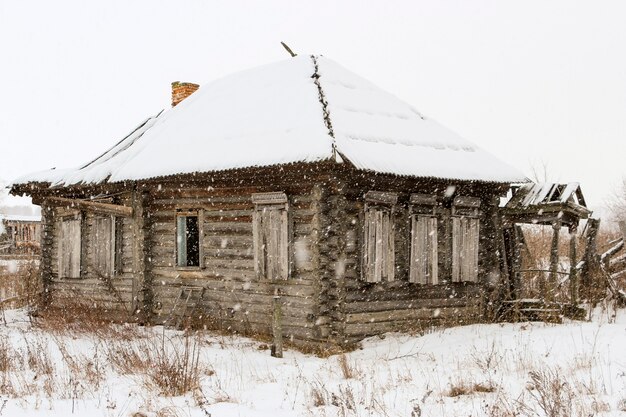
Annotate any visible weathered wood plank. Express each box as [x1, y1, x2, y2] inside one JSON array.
[[47, 197, 133, 217]]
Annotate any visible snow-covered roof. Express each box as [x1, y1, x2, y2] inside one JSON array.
[[15, 55, 527, 186], [505, 182, 588, 209], [1, 214, 41, 223]]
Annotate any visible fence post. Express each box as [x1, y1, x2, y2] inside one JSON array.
[[569, 225, 578, 305], [546, 220, 561, 302], [580, 218, 600, 300], [271, 288, 283, 358]]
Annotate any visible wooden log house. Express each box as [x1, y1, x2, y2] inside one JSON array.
[[11, 56, 529, 348]]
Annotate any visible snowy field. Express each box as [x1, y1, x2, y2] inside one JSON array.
[[0, 306, 625, 416]]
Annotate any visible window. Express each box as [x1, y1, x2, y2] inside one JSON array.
[[176, 211, 202, 267], [93, 215, 116, 278], [59, 214, 81, 278], [409, 194, 480, 284], [362, 191, 398, 283], [252, 192, 289, 280]]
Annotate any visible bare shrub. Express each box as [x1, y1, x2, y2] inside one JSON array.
[[525, 367, 582, 417], [23, 335, 54, 378], [310, 380, 327, 407], [108, 332, 203, 396], [484, 392, 523, 417], [472, 340, 504, 372]]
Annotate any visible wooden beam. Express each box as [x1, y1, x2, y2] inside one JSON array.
[[580, 218, 600, 300], [271, 289, 283, 358], [45, 197, 133, 217], [569, 225, 578, 305]]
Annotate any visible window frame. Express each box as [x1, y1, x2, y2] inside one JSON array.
[[175, 209, 204, 269], [252, 192, 290, 281]]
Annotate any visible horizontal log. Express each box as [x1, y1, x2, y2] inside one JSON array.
[[343, 297, 476, 314], [46, 197, 133, 217], [346, 306, 480, 324]]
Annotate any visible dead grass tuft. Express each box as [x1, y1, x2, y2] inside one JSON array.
[[108, 331, 204, 396], [338, 354, 360, 379], [446, 380, 496, 397]]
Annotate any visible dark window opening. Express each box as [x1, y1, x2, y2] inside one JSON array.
[[177, 215, 200, 267]]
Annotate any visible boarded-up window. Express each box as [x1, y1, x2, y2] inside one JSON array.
[[362, 191, 398, 283], [176, 211, 202, 267], [59, 215, 81, 278], [409, 215, 438, 284], [93, 215, 115, 277], [451, 217, 479, 282], [252, 192, 289, 280]]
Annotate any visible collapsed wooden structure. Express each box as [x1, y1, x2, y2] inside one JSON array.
[[500, 183, 626, 321], [14, 55, 602, 349], [0, 215, 41, 258]]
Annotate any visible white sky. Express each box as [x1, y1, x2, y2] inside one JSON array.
[[1, 0, 624, 212]]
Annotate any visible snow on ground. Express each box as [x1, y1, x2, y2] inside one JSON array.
[[0, 306, 625, 416]]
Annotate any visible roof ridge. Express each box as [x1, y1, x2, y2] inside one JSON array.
[[310, 55, 344, 163]]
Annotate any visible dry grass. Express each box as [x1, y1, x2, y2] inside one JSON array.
[[524, 367, 587, 417], [446, 380, 496, 397], [0, 260, 40, 310], [107, 331, 206, 396], [34, 298, 144, 341], [337, 353, 360, 379]]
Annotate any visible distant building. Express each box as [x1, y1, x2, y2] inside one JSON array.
[[0, 193, 41, 257], [1, 215, 41, 256]]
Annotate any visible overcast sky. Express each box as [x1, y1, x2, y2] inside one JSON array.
[[1, 0, 625, 212]]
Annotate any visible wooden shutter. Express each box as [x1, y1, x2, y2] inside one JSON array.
[[176, 216, 187, 266], [410, 215, 438, 284], [60, 216, 81, 278], [93, 216, 115, 278], [362, 206, 394, 283], [252, 192, 289, 281], [452, 217, 479, 282]]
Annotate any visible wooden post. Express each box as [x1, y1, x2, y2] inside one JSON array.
[[547, 220, 561, 301], [39, 202, 54, 308], [132, 189, 151, 321], [511, 225, 523, 300], [580, 218, 600, 300], [79, 211, 88, 278], [271, 288, 283, 358], [569, 225, 578, 305]]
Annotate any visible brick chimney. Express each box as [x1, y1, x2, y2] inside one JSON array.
[[171, 81, 199, 107]]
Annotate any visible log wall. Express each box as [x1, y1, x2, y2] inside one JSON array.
[[320, 174, 503, 343], [33, 164, 508, 347], [46, 193, 136, 316], [146, 182, 324, 345]]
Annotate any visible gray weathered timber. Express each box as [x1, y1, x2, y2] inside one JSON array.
[[19, 162, 513, 348]]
